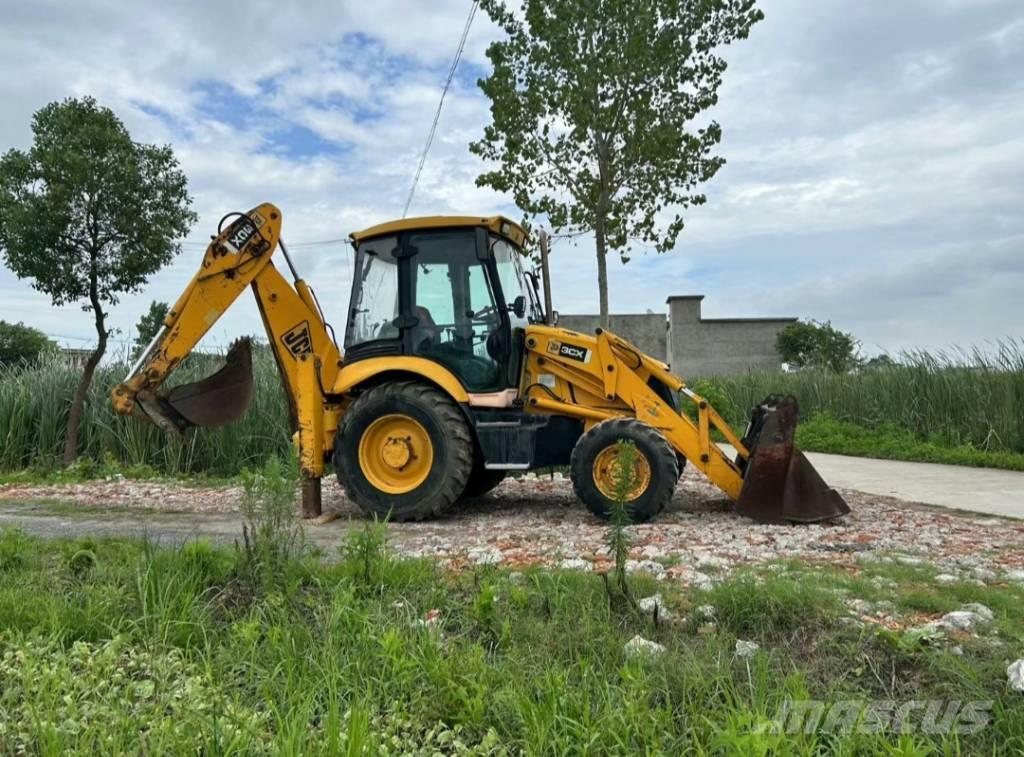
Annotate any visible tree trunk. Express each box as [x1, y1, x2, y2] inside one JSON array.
[[594, 220, 610, 330], [62, 273, 107, 467], [595, 140, 612, 330]]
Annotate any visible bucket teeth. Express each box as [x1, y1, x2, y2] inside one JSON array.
[[159, 338, 255, 429], [735, 395, 850, 524]]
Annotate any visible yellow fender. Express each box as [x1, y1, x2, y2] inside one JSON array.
[[332, 357, 470, 404]]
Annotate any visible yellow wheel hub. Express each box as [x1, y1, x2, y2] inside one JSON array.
[[592, 445, 651, 502], [358, 414, 434, 494]]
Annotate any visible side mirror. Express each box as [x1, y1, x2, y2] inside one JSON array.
[[512, 295, 527, 319], [551, 310, 559, 326]]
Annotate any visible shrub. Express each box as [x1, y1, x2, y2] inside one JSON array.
[[237, 456, 304, 592], [0, 321, 54, 367]]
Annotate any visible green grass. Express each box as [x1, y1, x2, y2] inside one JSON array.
[[795, 414, 1024, 471], [0, 523, 1021, 754]]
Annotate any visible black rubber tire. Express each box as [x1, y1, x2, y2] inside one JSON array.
[[460, 459, 507, 499], [570, 418, 679, 523], [334, 381, 473, 521]]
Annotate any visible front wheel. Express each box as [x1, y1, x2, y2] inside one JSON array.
[[334, 381, 473, 521], [569, 418, 679, 523]]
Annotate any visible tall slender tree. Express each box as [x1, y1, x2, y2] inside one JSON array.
[[0, 97, 196, 464], [471, 0, 762, 326]]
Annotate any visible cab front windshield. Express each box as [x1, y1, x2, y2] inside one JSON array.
[[491, 236, 543, 323]]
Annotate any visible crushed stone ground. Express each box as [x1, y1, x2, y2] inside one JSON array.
[[3, 466, 1022, 587]]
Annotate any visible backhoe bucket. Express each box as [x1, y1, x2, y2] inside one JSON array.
[[160, 339, 254, 428], [735, 396, 850, 524]]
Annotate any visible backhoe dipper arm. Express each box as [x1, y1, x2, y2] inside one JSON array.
[[112, 203, 341, 449]]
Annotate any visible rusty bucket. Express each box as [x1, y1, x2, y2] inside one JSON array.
[[160, 338, 255, 429], [735, 395, 850, 524]]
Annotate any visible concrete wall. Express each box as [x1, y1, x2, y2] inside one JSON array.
[[557, 313, 667, 361], [667, 295, 795, 377], [560, 296, 794, 376]]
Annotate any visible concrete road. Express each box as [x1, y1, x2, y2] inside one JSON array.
[[722, 445, 1024, 520]]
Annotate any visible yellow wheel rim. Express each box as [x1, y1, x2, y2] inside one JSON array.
[[592, 445, 651, 502], [358, 414, 434, 494]]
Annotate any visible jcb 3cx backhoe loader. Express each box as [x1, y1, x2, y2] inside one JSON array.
[[112, 204, 849, 525]]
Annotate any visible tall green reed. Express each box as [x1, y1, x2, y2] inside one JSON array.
[[699, 339, 1024, 454], [0, 345, 292, 475], [1, 339, 1021, 476]]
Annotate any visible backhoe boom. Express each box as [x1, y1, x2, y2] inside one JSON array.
[[112, 203, 341, 514]]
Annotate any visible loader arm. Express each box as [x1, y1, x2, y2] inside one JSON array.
[[521, 326, 747, 495], [112, 204, 342, 508], [520, 325, 849, 523]]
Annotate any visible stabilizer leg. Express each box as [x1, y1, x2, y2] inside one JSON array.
[[301, 476, 322, 519]]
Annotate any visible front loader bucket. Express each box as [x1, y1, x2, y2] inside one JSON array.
[[735, 395, 850, 524], [160, 338, 254, 428]]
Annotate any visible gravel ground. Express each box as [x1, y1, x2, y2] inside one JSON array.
[[3, 467, 1022, 587]]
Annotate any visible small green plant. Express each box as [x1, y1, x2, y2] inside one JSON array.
[[604, 439, 638, 603], [66, 547, 98, 579], [134, 540, 214, 648], [340, 518, 390, 588], [237, 456, 303, 591], [472, 580, 509, 646], [0, 527, 31, 572]]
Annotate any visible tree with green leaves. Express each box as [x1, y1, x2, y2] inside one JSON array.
[[132, 300, 169, 361], [0, 321, 55, 366], [471, 0, 762, 327], [0, 97, 196, 465], [776, 319, 860, 373]]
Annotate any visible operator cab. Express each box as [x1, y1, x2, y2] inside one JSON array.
[[345, 216, 544, 393]]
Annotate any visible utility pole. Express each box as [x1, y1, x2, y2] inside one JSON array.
[[539, 230, 554, 325]]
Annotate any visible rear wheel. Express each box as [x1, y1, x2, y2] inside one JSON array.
[[570, 418, 678, 523], [460, 458, 507, 499], [335, 381, 473, 521]]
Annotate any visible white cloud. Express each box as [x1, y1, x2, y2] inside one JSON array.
[[0, 0, 1021, 357]]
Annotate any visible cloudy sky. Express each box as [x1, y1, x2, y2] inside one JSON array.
[[0, 0, 1021, 357]]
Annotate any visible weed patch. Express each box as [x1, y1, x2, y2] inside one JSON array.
[[0, 530, 1019, 753]]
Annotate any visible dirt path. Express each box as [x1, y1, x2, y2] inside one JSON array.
[[2, 469, 1022, 585]]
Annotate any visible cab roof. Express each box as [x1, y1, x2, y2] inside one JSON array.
[[350, 215, 526, 247]]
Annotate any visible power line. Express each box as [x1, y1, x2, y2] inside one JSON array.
[[42, 331, 242, 350], [402, 0, 479, 218], [178, 237, 350, 250], [283, 237, 350, 248]]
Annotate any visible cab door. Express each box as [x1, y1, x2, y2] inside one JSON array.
[[408, 229, 509, 392]]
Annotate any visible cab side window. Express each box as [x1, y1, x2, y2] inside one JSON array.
[[347, 236, 399, 347], [411, 231, 503, 392]]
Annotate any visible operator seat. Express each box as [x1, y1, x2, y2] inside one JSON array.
[[412, 305, 501, 392], [412, 306, 441, 351]]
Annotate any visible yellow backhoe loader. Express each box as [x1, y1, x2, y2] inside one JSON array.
[[113, 203, 849, 524]]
